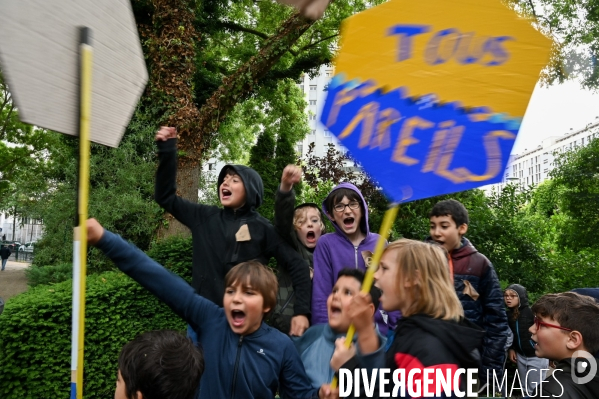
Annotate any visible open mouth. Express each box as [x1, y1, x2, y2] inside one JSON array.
[[343, 217, 355, 228], [530, 339, 538, 349], [306, 230, 316, 243], [329, 304, 342, 316], [221, 189, 232, 199], [231, 309, 246, 327]]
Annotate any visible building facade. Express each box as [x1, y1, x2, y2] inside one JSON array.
[[487, 121, 599, 193], [0, 213, 43, 243], [296, 65, 346, 159]]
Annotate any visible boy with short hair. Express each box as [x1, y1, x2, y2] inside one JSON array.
[[530, 292, 599, 398], [87, 218, 321, 399], [115, 330, 204, 399], [271, 164, 326, 333], [312, 183, 400, 335], [293, 268, 384, 388], [155, 127, 310, 336], [428, 199, 510, 389]]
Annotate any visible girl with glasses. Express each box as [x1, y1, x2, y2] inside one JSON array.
[[504, 284, 549, 396], [311, 182, 400, 336]]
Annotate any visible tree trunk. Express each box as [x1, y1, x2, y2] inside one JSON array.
[[147, 1, 315, 238]]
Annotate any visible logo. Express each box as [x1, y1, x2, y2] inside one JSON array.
[[571, 350, 597, 385], [257, 348, 265, 355]]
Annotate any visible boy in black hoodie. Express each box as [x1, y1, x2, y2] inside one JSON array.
[[155, 127, 311, 336], [530, 292, 599, 398]]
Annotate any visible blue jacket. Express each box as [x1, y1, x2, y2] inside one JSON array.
[[97, 230, 318, 399], [292, 324, 386, 389]]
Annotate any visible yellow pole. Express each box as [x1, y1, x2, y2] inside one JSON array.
[[71, 27, 92, 399], [330, 204, 399, 389]]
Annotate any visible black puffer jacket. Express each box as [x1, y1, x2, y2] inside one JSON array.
[[506, 284, 536, 358], [155, 139, 312, 316]]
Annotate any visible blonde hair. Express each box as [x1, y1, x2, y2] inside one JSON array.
[[385, 239, 463, 321], [293, 206, 325, 233]]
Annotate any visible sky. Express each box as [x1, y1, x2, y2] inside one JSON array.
[[513, 80, 599, 154]]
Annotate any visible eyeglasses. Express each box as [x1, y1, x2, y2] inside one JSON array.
[[333, 201, 360, 213], [533, 316, 573, 332]]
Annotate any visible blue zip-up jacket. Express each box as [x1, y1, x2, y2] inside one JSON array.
[[96, 230, 318, 399], [292, 324, 386, 389]]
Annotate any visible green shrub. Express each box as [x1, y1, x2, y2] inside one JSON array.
[[26, 262, 73, 288], [146, 235, 192, 282], [0, 272, 184, 399], [24, 235, 193, 289]]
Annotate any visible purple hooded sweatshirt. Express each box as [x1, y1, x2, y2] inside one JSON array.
[[311, 182, 400, 335]]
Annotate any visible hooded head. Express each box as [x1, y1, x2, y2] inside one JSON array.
[[506, 284, 529, 308], [322, 183, 370, 237], [217, 165, 264, 210]]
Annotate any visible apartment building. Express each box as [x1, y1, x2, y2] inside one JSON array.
[[488, 120, 599, 192]]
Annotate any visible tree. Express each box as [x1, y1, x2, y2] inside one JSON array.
[[249, 131, 277, 220], [549, 134, 599, 251], [508, 0, 599, 89], [132, 0, 380, 237], [0, 70, 60, 221]]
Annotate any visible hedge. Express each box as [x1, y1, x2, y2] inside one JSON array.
[[0, 271, 185, 399]]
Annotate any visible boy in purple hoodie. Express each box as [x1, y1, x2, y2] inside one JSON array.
[[311, 183, 399, 335]]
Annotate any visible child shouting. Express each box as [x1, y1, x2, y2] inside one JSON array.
[[155, 127, 311, 336], [312, 183, 399, 335], [86, 218, 323, 399]]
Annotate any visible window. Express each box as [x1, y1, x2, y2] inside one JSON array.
[[309, 100, 317, 105], [309, 114, 316, 120], [325, 71, 333, 77], [582, 137, 585, 145], [543, 159, 548, 164], [297, 84, 304, 93], [208, 163, 216, 171], [296, 145, 303, 155], [323, 129, 331, 137], [309, 85, 317, 91], [513, 165, 517, 173], [544, 168, 548, 173], [310, 129, 316, 135]]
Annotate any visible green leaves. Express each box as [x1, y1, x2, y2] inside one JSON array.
[[0, 270, 186, 398]]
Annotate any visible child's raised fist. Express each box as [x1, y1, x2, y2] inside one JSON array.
[[155, 126, 177, 142], [86, 218, 105, 246], [280, 165, 302, 192]]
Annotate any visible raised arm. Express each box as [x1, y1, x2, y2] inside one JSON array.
[[154, 127, 204, 227], [266, 227, 311, 335], [274, 165, 301, 247], [86, 218, 219, 333]]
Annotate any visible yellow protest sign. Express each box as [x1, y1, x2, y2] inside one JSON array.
[[334, 0, 552, 117]]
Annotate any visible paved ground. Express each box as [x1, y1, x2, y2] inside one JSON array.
[[0, 260, 30, 301]]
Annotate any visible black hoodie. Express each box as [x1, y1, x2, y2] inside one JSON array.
[[155, 139, 311, 316], [341, 314, 485, 398], [506, 283, 537, 358], [535, 358, 599, 399]]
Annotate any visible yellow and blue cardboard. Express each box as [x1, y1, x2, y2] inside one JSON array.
[[321, 0, 552, 202]]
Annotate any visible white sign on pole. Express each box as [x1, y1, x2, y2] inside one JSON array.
[[0, 0, 148, 147]]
